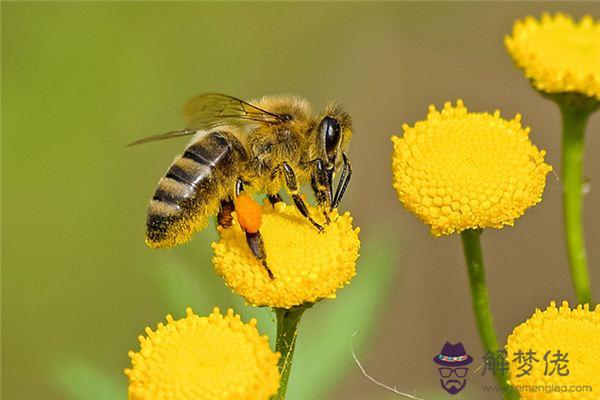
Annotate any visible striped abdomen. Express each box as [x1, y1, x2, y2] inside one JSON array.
[[146, 131, 247, 248]]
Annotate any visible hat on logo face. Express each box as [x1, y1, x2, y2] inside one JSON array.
[[433, 342, 473, 367]]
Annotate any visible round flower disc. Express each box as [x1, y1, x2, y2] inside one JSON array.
[[391, 100, 552, 236], [505, 13, 600, 100], [125, 308, 280, 400], [506, 301, 600, 399], [212, 202, 360, 308]]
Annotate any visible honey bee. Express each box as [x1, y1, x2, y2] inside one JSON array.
[[129, 93, 352, 278]]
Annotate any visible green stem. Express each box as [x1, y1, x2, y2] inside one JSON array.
[[560, 105, 593, 305], [461, 229, 518, 400], [273, 306, 305, 400]]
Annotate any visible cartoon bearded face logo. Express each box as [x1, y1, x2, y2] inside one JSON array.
[[433, 342, 473, 395]]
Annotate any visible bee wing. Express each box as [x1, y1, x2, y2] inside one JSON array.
[[126, 128, 199, 147], [127, 93, 284, 147], [182, 93, 284, 128]]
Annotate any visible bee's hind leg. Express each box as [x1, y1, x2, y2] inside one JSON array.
[[246, 231, 274, 279], [234, 178, 274, 280]]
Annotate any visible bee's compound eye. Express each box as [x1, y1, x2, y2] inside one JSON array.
[[320, 116, 341, 155]]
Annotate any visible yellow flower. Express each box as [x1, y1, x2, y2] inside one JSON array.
[[391, 100, 552, 236], [505, 13, 600, 100], [125, 307, 280, 400], [506, 301, 600, 399], [212, 202, 360, 309]]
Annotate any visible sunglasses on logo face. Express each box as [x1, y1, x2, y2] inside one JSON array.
[[438, 367, 468, 378]]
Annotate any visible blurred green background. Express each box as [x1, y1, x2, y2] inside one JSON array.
[[2, 2, 599, 400]]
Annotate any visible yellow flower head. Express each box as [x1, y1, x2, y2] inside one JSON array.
[[506, 301, 600, 399], [505, 13, 600, 100], [391, 100, 552, 236], [212, 202, 360, 309], [125, 307, 280, 400]]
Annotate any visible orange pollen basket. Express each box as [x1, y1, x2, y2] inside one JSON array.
[[234, 195, 263, 233]]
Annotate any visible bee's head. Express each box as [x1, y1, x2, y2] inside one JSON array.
[[317, 103, 352, 170]]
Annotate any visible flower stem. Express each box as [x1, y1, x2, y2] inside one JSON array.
[[560, 105, 593, 305], [273, 306, 306, 400], [461, 229, 518, 400]]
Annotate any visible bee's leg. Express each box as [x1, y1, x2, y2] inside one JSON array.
[[281, 162, 324, 232], [331, 152, 352, 210], [234, 178, 274, 280], [310, 159, 332, 224], [235, 179, 245, 197], [246, 231, 274, 279], [267, 193, 283, 206], [217, 198, 235, 228]]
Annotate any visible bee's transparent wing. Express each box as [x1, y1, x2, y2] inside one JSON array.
[[126, 128, 199, 147], [182, 93, 283, 128], [127, 93, 283, 147]]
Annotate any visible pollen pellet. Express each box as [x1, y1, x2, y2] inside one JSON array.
[[234, 195, 263, 234]]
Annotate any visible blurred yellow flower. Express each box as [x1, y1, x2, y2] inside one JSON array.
[[212, 201, 360, 309], [391, 100, 552, 236], [125, 307, 280, 400], [505, 13, 600, 100], [506, 301, 600, 399]]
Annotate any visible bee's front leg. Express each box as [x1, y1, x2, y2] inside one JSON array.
[[280, 162, 324, 232], [331, 152, 352, 210], [310, 159, 332, 224]]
